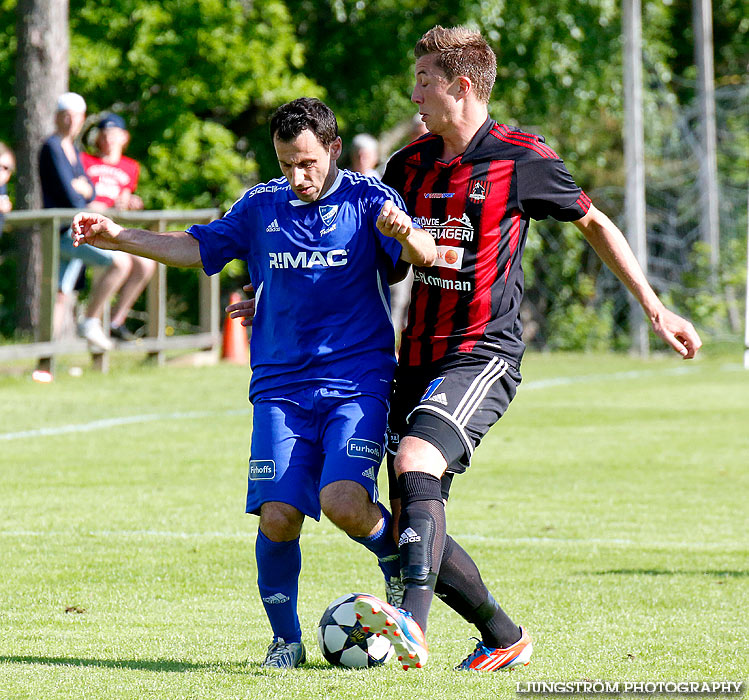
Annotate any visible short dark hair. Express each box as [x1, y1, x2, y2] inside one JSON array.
[[415, 26, 497, 104], [270, 98, 338, 146]]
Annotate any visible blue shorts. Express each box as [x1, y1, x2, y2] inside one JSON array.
[[59, 228, 121, 294], [246, 387, 388, 520]]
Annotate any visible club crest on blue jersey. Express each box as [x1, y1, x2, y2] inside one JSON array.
[[319, 204, 339, 227], [249, 460, 276, 480], [420, 376, 445, 401], [347, 438, 382, 462]]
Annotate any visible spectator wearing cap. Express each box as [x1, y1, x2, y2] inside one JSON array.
[[82, 113, 144, 211], [40, 93, 133, 351], [0, 142, 14, 238], [81, 113, 155, 340]]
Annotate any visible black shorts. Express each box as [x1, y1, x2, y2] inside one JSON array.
[[386, 353, 521, 500]]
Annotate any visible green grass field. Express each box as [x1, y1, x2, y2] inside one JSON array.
[[1, 349, 747, 699]]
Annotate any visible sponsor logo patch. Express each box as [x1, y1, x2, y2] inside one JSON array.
[[246, 182, 284, 199], [268, 249, 347, 269], [434, 245, 465, 270], [361, 466, 377, 481], [265, 218, 280, 232], [249, 459, 275, 480], [347, 438, 382, 462], [424, 192, 455, 199], [413, 270, 473, 291], [414, 213, 474, 242]]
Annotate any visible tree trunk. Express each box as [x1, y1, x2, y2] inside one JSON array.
[[14, 0, 69, 334]]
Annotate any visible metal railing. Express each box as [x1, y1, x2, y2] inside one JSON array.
[[0, 208, 221, 373]]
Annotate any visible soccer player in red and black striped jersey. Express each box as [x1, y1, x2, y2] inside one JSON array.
[[353, 25, 701, 672]]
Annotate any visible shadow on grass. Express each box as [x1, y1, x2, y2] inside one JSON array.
[[0, 655, 353, 674], [588, 569, 749, 577], [0, 656, 248, 674]]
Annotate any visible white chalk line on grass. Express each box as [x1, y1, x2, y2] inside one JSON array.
[[521, 364, 699, 390], [0, 529, 744, 552], [0, 408, 247, 441], [0, 365, 715, 443]]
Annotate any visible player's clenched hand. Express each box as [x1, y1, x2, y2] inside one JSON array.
[[226, 283, 257, 327], [71, 212, 124, 250], [377, 201, 413, 242]]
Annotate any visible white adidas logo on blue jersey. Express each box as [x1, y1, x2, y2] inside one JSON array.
[[265, 218, 281, 232]]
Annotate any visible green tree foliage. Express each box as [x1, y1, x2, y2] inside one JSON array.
[[284, 2, 463, 147], [70, 0, 322, 209], [0, 0, 321, 210]]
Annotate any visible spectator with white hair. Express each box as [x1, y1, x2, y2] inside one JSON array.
[[350, 133, 381, 178], [39, 93, 145, 350]]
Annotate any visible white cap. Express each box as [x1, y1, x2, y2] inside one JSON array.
[[56, 92, 86, 113]]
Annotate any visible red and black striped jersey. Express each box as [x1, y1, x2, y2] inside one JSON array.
[[383, 117, 591, 370]]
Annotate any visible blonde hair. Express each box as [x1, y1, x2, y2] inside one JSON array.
[[414, 26, 497, 103]]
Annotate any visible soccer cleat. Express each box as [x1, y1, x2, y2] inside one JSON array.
[[353, 594, 428, 670], [384, 575, 404, 608], [455, 627, 533, 671], [261, 638, 306, 669]]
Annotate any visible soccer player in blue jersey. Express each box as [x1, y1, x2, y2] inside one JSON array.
[[71, 98, 436, 670]]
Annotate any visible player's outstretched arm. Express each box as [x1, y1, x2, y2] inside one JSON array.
[[377, 201, 436, 267], [574, 205, 702, 359], [72, 212, 203, 268]]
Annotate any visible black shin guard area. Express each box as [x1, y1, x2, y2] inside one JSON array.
[[397, 472, 445, 589]]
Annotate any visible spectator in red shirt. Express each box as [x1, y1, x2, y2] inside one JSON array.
[[82, 113, 143, 211], [81, 113, 156, 340], [0, 142, 14, 238]]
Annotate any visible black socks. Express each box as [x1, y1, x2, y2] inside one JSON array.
[[436, 535, 522, 648]]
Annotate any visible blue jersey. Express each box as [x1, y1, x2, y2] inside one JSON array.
[[188, 169, 405, 402]]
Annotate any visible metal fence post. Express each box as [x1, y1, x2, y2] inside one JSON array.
[[623, 0, 650, 357]]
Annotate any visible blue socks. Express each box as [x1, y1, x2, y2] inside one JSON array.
[[348, 502, 401, 581], [255, 529, 302, 643], [256, 503, 399, 644]]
